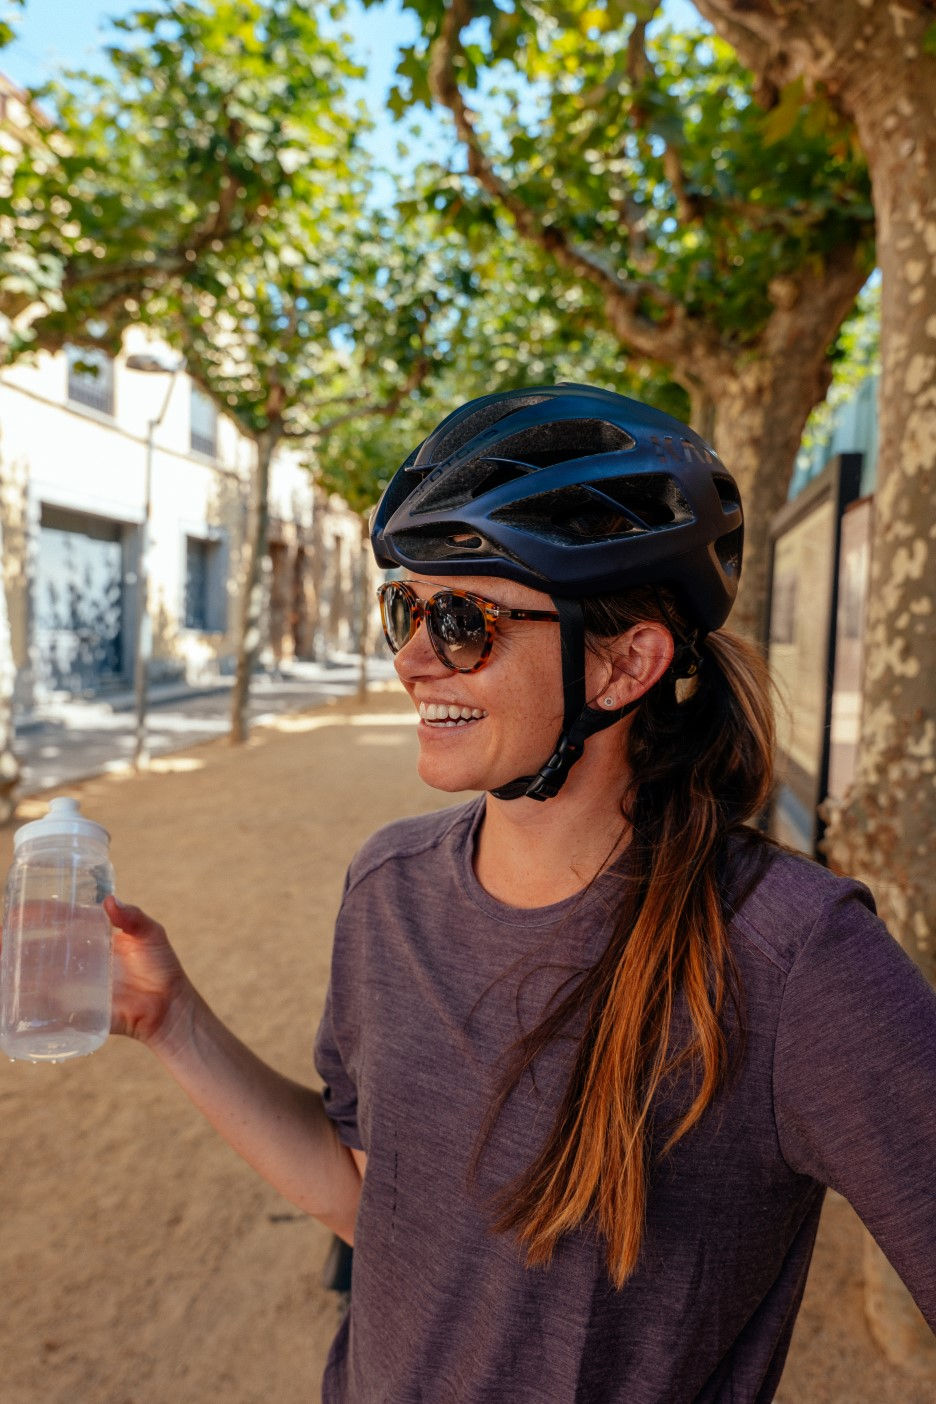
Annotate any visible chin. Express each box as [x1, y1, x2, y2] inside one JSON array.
[[416, 758, 481, 794]]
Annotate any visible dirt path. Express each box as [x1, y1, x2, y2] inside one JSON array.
[[0, 686, 932, 1403]]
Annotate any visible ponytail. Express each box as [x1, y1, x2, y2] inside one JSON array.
[[470, 590, 775, 1288]]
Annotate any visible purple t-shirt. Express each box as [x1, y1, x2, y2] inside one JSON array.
[[314, 798, 936, 1403]]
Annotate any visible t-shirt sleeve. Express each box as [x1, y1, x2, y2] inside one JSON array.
[[314, 980, 363, 1151], [313, 868, 364, 1152], [773, 886, 936, 1328]]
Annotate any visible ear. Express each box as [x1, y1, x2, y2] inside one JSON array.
[[588, 622, 674, 708]]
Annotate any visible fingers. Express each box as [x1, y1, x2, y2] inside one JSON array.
[[104, 895, 165, 939]]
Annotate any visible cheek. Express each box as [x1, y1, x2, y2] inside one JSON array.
[[492, 645, 565, 730]]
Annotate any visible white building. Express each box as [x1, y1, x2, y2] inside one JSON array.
[[0, 67, 375, 715], [0, 329, 371, 712]]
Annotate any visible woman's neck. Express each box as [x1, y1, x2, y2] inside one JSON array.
[[473, 745, 632, 908]]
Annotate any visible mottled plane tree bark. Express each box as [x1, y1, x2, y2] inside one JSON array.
[[694, 0, 936, 1366]]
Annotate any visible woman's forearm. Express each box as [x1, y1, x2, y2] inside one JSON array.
[[147, 983, 363, 1242]]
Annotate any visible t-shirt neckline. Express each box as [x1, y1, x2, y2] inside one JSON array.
[[455, 795, 631, 927]]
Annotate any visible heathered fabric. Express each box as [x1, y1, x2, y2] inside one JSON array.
[[314, 797, 936, 1404]]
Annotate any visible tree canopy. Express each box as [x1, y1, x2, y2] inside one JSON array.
[[357, 0, 874, 637], [0, 0, 364, 357]]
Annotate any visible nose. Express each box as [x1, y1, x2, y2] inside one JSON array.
[[392, 614, 448, 683]]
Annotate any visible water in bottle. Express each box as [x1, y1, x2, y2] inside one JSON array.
[[0, 797, 114, 1062]]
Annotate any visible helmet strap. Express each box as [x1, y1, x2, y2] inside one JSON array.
[[489, 597, 640, 803]]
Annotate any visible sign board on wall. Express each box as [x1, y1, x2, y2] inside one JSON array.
[[827, 497, 873, 801], [767, 454, 863, 857]]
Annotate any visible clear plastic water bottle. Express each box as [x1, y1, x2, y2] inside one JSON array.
[[0, 797, 115, 1062]]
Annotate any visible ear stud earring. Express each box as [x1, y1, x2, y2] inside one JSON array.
[[603, 696, 615, 707]]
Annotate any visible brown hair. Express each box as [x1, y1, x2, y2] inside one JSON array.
[[471, 587, 776, 1288]]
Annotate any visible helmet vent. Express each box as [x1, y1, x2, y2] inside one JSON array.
[[468, 458, 534, 499], [447, 533, 484, 550], [426, 393, 553, 464], [408, 456, 532, 515], [715, 526, 743, 578], [490, 473, 694, 543], [491, 417, 635, 468], [712, 473, 741, 515], [392, 525, 510, 564], [595, 474, 693, 527], [491, 485, 645, 544]]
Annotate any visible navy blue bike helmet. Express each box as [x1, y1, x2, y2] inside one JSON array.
[[371, 383, 743, 801]]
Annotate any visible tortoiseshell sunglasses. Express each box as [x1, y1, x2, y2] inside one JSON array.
[[376, 580, 560, 673]]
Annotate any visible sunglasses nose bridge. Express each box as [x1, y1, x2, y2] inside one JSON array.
[[386, 588, 452, 674]]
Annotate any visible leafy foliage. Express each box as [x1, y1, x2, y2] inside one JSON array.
[[316, 190, 686, 512], [0, 0, 363, 357], [0, 0, 23, 50], [365, 0, 874, 351]]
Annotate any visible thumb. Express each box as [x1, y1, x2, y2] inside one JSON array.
[[104, 895, 157, 936]]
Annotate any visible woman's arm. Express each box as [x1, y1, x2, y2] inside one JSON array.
[[773, 887, 936, 1330], [105, 896, 364, 1244]]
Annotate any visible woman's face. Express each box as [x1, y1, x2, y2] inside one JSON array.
[[391, 573, 609, 796]]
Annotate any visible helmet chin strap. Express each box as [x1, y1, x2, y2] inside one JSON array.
[[489, 597, 641, 803]]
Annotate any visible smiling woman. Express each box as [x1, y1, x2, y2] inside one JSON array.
[[102, 383, 936, 1404]]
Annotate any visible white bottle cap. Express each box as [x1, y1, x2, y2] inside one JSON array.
[[13, 796, 110, 851]]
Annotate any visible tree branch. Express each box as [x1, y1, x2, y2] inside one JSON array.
[[302, 300, 437, 442], [426, 0, 709, 367], [625, 13, 705, 226]]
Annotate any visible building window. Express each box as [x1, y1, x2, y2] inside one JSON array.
[[36, 505, 127, 695], [190, 386, 218, 458], [184, 534, 226, 631], [66, 346, 115, 416]]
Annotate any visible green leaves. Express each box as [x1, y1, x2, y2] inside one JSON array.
[[379, 1, 873, 352], [0, 0, 364, 356], [0, 0, 23, 50]]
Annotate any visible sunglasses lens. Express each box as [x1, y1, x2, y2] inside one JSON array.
[[381, 585, 413, 653], [428, 592, 487, 670]]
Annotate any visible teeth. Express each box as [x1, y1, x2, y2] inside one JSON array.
[[418, 702, 487, 723]]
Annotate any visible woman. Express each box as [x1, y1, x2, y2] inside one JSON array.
[[107, 385, 936, 1403]]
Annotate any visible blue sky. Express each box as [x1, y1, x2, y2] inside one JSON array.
[[1, 0, 703, 185], [5, 0, 417, 93], [2, 0, 703, 99]]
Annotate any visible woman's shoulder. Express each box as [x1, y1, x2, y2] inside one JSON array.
[[721, 829, 877, 976], [344, 796, 484, 895]]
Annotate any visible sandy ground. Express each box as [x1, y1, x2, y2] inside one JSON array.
[[0, 684, 933, 1404]]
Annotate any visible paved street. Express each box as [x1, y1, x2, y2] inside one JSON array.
[[13, 652, 398, 795]]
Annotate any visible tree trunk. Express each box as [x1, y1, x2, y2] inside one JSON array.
[[230, 426, 278, 746], [699, 250, 869, 645], [707, 363, 808, 643], [819, 64, 936, 1371], [0, 505, 21, 823], [357, 515, 371, 701], [820, 34, 936, 984], [692, 0, 936, 1365]]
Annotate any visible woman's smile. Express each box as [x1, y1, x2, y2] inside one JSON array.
[[417, 700, 488, 727]]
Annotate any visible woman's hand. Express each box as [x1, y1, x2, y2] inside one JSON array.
[[103, 895, 192, 1047]]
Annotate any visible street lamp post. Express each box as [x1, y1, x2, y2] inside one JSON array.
[[125, 353, 184, 769]]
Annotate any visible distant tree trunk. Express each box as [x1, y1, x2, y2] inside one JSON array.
[[709, 368, 803, 643], [0, 506, 21, 822], [230, 421, 280, 746], [357, 515, 371, 701]]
